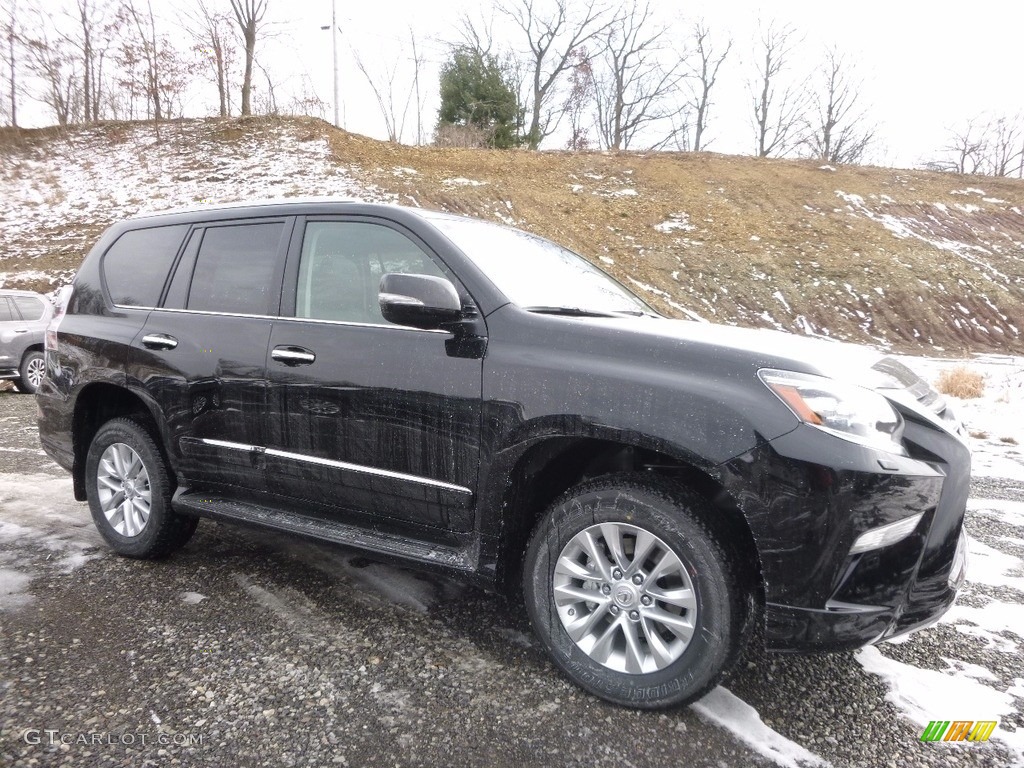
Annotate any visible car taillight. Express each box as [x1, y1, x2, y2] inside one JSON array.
[[45, 284, 73, 353]]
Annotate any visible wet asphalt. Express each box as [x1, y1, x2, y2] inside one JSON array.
[[0, 387, 1020, 768]]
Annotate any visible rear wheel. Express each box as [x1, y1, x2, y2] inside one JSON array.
[[522, 474, 747, 709], [15, 350, 45, 394], [85, 418, 197, 558]]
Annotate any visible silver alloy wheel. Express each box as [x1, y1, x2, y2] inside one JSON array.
[[25, 356, 45, 389], [553, 522, 698, 674], [96, 442, 152, 537]]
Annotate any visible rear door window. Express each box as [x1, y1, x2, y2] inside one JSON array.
[[12, 296, 46, 321], [102, 225, 189, 307], [186, 222, 286, 316]]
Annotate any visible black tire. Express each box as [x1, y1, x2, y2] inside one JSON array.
[[522, 473, 748, 709], [15, 350, 45, 394], [84, 417, 197, 559]]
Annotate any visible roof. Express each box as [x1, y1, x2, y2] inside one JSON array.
[[129, 196, 369, 221]]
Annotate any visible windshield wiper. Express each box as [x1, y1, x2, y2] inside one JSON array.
[[523, 305, 644, 318]]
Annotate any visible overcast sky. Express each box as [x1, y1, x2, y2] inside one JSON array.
[[23, 0, 1024, 169], [253, 0, 1024, 168]]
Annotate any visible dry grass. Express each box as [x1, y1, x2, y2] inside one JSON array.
[[936, 366, 986, 398]]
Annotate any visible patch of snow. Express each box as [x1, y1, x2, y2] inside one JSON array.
[[599, 256, 614, 265], [945, 600, 1024, 646], [856, 646, 1024, 765], [954, 203, 981, 214], [818, 165, 836, 171], [181, 591, 208, 605], [693, 687, 827, 767], [750, 234, 761, 241], [0, 121, 394, 270], [442, 177, 486, 187], [0, 566, 34, 611], [970, 498, 1024, 530], [897, 356, 1024, 481], [654, 213, 695, 233], [0, 475, 104, 573], [965, 537, 1024, 593]]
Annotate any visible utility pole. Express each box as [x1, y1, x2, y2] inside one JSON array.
[[321, 0, 340, 127]]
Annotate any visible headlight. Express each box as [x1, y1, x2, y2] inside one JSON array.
[[759, 369, 905, 454]]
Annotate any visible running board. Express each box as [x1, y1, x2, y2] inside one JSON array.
[[172, 491, 476, 572]]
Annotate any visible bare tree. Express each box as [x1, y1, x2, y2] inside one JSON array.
[[456, 9, 497, 58], [0, 0, 21, 126], [68, 0, 116, 122], [925, 119, 986, 174], [354, 50, 415, 142], [409, 28, 426, 145], [749, 20, 805, 158], [252, 55, 276, 114], [562, 46, 594, 149], [190, 0, 237, 117], [684, 21, 731, 152], [120, 0, 163, 119], [979, 115, 1022, 177], [803, 46, 875, 164], [501, 0, 614, 149], [25, 21, 81, 126], [228, 0, 267, 117], [592, 0, 685, 150]]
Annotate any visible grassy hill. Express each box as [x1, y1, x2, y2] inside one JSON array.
[[3, 115, 1023, 355]]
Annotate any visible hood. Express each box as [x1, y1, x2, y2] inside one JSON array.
[[567, 314, 888, 382]]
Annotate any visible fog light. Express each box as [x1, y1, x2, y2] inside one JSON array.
[[850, 513, 924, 555]]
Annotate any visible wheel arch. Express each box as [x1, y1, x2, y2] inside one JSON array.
[[484, 427, 764, 606], [70, 383, 170, 501], [20, 342, 44, 362]]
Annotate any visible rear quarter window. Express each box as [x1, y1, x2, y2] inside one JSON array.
[[0, 298, 14, 322], [12, 296, 46, 321], [102, 225, 189, 307]]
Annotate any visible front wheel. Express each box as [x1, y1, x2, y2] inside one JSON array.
[[85, 417, 197, 558], [522, 474, 748, 709]]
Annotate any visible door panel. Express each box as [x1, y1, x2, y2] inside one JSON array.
[[265, 218, 484, 534], [130, 311, 272, 498]]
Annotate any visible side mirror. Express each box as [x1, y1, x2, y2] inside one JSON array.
[[379, 273, 464, 330]]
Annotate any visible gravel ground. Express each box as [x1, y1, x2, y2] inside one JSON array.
[[1, 388, 1020, 768]]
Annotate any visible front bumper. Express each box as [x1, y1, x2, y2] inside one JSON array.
[[719, 413, 971, 652]]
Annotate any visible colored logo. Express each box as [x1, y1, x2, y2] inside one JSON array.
[[920, 720, 997, 742]]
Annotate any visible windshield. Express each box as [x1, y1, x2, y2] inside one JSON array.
[[421, 212, 655, 316]]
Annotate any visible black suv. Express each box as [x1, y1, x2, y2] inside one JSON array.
[[37, 200, 970, 708]]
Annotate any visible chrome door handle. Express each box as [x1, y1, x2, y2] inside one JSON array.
[[13, 329, 28, 333], [142, 333, 178, 350], [272, 346, 315, 365]]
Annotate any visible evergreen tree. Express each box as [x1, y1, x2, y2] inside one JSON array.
[[437, 47, 521, 149]]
